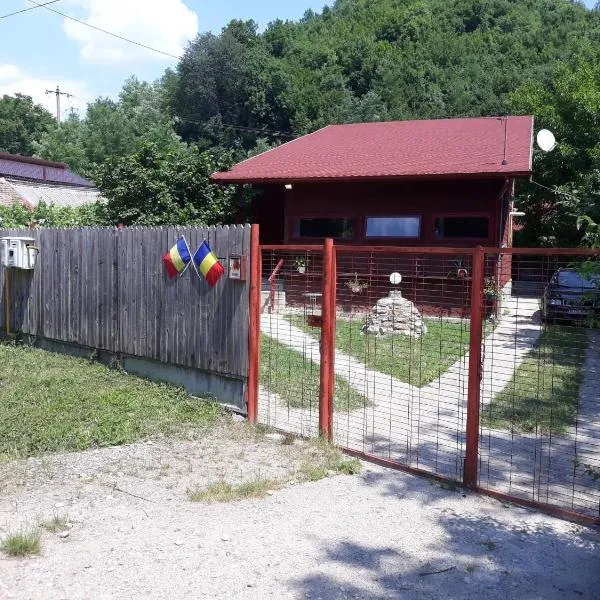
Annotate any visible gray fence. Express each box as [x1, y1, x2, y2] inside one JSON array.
[[0, 225, 251, 408]]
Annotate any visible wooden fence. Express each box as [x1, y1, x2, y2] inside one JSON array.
[[0, 226, 250, 383]]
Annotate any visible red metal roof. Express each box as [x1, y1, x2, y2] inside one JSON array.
[[211, 116, 534, 184]]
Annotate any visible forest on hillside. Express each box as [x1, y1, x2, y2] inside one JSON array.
[[1, 0, 599, 246]]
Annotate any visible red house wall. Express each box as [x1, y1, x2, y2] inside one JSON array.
[[255, 177, 514, 316]]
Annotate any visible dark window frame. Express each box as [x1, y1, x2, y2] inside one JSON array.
[[433, 213, 491, 242], [291, 216, 356, 241]]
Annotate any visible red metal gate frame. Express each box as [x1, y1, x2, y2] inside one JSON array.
[[248, 233, 600, 526]]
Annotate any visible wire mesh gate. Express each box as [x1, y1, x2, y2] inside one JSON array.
[[248, 233, 600, 524]]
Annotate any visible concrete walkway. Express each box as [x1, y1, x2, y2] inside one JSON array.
[[259, 297, 600, 516]]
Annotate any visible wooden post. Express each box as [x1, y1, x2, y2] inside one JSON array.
[[464, 246, 485, 487], [247, 224, 261, 423], [319, 238, 334, 440]]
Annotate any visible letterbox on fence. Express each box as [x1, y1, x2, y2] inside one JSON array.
[[0, 237, 38, 269]]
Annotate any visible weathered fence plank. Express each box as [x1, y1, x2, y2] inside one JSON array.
[[0, 225, 250, 380]]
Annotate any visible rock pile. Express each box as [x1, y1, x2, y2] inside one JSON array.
[[363, 290, 427, 337]]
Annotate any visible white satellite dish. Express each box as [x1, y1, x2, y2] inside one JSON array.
[[536, 129, 556, 152], [390, 272, 402, 285]]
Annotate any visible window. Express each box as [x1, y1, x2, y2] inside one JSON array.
[[365, 216, 421, 238], [434, 216, 489, 240], [294, 218, 354, 239]]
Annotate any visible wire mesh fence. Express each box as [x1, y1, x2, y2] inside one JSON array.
[[255, 242, 600, 521], [258, 247, 324, 437], [331, 248, 476, 481], [479, 251, 600, 517]]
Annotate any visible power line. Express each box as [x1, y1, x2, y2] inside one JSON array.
[[26, 0, 181, 60], [530, 179, 580, 201], [175, 115, 295, 139], [1, 0, 61, 19]]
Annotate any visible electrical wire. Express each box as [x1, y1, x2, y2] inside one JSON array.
[[175, 114, 296, 139], [530, 179, 580, 201], [1, 0, 62, 19], [175, 116, 296, 139], [25, 0, 181, 60]]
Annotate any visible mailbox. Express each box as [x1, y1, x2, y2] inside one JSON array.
[[0, 237, 38, 269]]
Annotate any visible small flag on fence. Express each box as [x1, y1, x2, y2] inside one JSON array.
[[193, 241, 225, 287], [162, 238, 192, 279]]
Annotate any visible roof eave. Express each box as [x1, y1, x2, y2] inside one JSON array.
[[210, 170, 532, 186]]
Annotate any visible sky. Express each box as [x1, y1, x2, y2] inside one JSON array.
[[0, 0, 596, 119]]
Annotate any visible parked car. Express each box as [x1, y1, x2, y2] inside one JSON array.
[[542, 268, 600, 324]]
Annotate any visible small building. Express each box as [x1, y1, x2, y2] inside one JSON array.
[[0, 152, 102, 211], [212, 116, 534, 315]]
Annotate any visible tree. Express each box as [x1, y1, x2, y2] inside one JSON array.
[[0, 200, 106, 228], [95, 141, 248, 226], [35, 77, 180, 176], [510, 45, 600, 246], [0, 94, 56, 156]]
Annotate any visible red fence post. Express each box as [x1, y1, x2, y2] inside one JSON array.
[[328, 246, 337, 437], [319, 238, 335, 440], [247, 224, 261, 424], [464, 245, 485, 487]]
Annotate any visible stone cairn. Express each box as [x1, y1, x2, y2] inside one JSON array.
[[363, 290, 427, 337]]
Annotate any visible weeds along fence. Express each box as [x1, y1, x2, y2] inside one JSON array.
[[0, 226, 251, 409], [252, 241, 600, 524]]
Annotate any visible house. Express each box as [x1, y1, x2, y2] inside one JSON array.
[[0, 152, 102, 210], [211, 116, 534, 315]]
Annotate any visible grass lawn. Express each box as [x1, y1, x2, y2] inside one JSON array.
[[482, 326, 588, 435], [0, 342, 222, 460], [260, 335, 368, 412], [284, 314, 471, 387]]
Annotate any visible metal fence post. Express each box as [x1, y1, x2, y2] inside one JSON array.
[[464, 246, 485, 487], [247, 224, 261, 424], [319, 238, 335, 440]]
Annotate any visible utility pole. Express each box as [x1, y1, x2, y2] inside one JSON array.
[[44, 86, 73, 123]]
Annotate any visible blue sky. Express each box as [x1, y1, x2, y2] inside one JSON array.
[[0, 0, 596, 118]]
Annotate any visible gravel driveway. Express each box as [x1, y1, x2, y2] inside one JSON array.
[[1, 421, 599, 599]]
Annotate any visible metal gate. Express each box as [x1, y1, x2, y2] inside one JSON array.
[[247, 229, 600, 524]]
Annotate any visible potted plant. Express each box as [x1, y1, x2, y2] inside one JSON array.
[[345, 273, 368, 294], [484, 277, 500, 301], [293, 256, 307, 274], [453, 257, 469, 279]]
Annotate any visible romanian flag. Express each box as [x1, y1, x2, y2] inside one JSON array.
[[162, 238, 192, 279], [193, 241, 225, 287]]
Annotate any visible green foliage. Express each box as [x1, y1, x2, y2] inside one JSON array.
[[95, 141, 248, 226], [170, 0, 599, 149], [0, 94, 56, 156], [35, 78, 179, 177], [0, 201, 107, 228], [510, 44, 600, 246]]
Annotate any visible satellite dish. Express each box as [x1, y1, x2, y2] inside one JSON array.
[[536, 129, 556, 152], [390, 272, 402, 285]]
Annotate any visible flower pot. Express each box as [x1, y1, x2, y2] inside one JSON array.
[[297, 266, 306, 274]]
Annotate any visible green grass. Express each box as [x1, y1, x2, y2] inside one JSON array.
[[482, 327, 587, 435], [40, 515, 69, 534], [298, 437, 363, 481], [1, 529, 41, 557], [260, 335, 368, 411], [187, 477, 281, 503], [285, 315, 472, 387], [0, 342, 223, 460]]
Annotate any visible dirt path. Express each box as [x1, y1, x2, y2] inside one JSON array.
[[1, 423, 599, 599]]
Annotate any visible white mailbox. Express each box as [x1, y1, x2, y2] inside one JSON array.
[[1, 237, 38, 269]]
